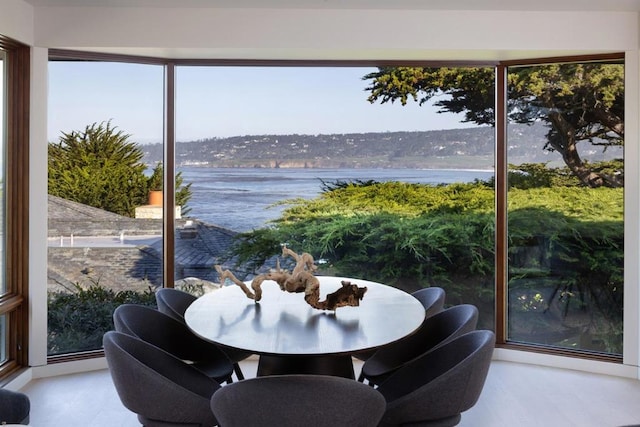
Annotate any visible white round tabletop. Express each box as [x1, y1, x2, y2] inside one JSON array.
[[185, 276, 425, 356]]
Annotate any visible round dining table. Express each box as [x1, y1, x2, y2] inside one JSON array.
[[185, 276, 426, 379]]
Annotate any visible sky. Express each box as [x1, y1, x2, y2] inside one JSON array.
[[48, 62, 475, 144]]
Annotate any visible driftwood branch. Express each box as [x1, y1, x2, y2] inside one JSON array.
[[215, 265, 255, 299], [214, 246, 367, 310]]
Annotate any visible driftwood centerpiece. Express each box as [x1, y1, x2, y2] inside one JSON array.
[[215, 246, 367, 311]]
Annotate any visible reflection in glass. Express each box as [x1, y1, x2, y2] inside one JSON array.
[[506, 62, 624, 355]]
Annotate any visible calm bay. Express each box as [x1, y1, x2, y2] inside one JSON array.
[[180, 167, 494, 232]]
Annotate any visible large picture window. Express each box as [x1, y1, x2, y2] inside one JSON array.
[[172, 65, 496, 330], [46, 51, 624, 362]]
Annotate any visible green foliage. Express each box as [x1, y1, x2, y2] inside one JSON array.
[[509, 64, 624, 146], [147, 162, 164, 191], [278, 181, 495, 223], [479, 160, 624, 190], [47, 282, 156, 355], [363, 63, 624, 187], [48, 121, 149, 216], [147, 162, 193, 215], [507, 163, 580, 189], [232, 182, 497, 284], [231, 227, 287, 272], [319, 178, 379, 192], [507, 205, 623, 353], [230, 164, 623, 354], [363, 67, 496, 125], [48, 121, 192, 217]]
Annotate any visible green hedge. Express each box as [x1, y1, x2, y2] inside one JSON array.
[[47, 283, 156, 355], [228, 166, 623, 354]]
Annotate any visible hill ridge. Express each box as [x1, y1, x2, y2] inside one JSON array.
[[141, 124, 612, 169]]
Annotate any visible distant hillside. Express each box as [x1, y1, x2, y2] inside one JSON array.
[[142, 124, 617, 169]]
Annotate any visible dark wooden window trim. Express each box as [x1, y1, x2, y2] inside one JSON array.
[[163, 63, 176, 289], [500, 52, 624, 67], [47, 49, 625, 364], [0, 35, 30, 380], [494, 64, 508, 346]]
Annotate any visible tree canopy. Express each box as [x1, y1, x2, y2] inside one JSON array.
[[363, 62, 624, 188], [48, 121, 191, 217]]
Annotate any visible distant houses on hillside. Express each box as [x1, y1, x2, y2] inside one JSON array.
[[142, 124, 622, 170], [142, 125, 549, 168]]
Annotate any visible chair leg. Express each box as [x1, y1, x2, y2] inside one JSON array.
[[233, 362, 245, 381], [357, 371, 376, 387]]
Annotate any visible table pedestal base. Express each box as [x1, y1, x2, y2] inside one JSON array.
[[257, 355, 355, 379]]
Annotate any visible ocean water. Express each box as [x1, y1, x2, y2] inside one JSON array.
[[180, 167, 494, 232]]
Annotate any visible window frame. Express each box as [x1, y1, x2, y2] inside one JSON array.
[[496, 53, 625, 363], [0, 35, 30, 381]]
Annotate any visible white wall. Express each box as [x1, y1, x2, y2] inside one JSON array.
[[623, 49, 640, 374], [32, 8, 637, 61], [0, 0, 34, 45], [29, 47, 49, 368]]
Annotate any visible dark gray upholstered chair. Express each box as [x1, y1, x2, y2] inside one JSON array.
[[155, 287, 252, 380], [113, 303, 234, 384], [376, 330, 495, 427], [155, 287, 197, 322], [360, 304, 478, 386], [103, 331, 221, 427], [0, 388, 30, 425], [354, 287, 446, 366], [411, 287, 446, 318], [210, 374, 386, 427]]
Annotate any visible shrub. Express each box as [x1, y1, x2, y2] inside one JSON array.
[[48, 121, 192, 217], [47, 282, 156, 355], [228, 165, 623, 353]]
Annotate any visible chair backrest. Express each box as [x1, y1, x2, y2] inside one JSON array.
[[420, 303, 479, 351], [155, 287, 197, 322], [210, 374, 386, 427], [376, 330, 495, 427], [363, 304, 479, 379], [0, 389, 30, 425], [103, 331, 220, 427], [113, 303, 224, 362], [411, 287, 446, 318]]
